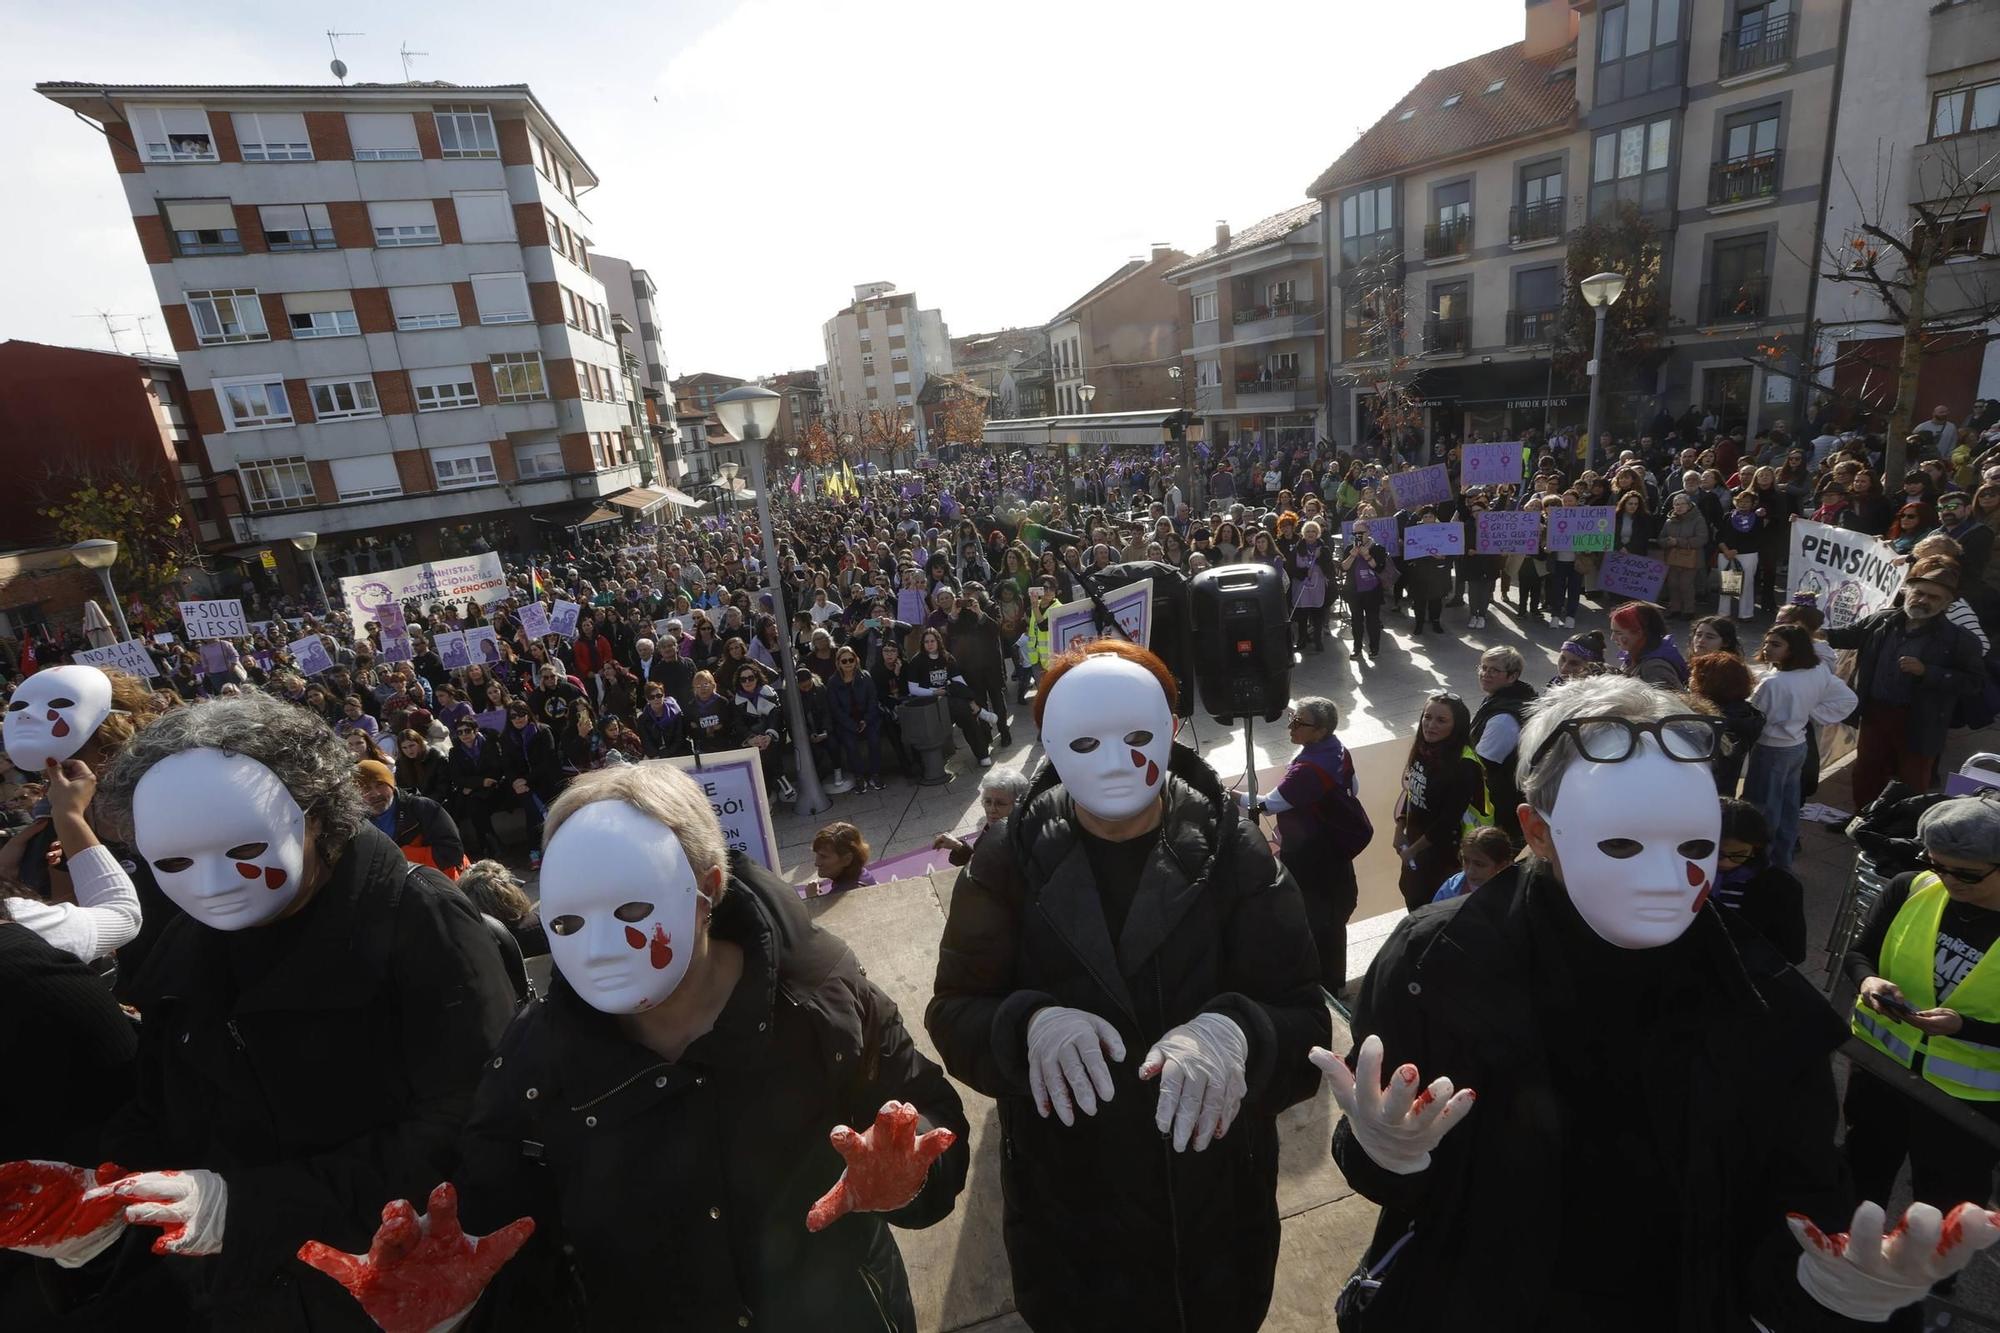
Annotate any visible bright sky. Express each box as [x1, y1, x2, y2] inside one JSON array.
[[6, 0, 1524, 379]]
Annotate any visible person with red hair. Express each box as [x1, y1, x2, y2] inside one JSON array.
[[927, 637, 1325, 1332]]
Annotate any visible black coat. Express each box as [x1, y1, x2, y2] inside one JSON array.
[[386, 790, 465, 870], [926, 746, 1327, 1333], [448, 731, 508, 804], [104, 828, 516, 1331], [1826, 605, 1985, 757], [1333, 862, 1868, 1332], [501, 721, 563, 799], [456, 855, 969, 1332]]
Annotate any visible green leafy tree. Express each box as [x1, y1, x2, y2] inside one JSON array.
[[36, 461, 197, 611], [1551, 204, 1668, 400]]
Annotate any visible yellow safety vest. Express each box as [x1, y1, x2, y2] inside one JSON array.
[[1851, 872, 2000, 1102]]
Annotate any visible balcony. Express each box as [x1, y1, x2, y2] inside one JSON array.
[[1710, 152, 1783, 207], [1423, 317, 1469, 356], [1233, 376, 1312, 409], [1508, 307, 1561, 346], [1509, 198, 1567, 245], [1233, 298, 1305, 324], [1423, 217, 1474, 261], [1719, 15, 1796, 80], [1699, 276, 1770, 325], [1224, 299, 1323, 345]]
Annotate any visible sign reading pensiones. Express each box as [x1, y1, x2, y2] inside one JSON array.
[[664, 749, 779, 873], [178, 599, 246, 641], [1789, 519, 1907, 629]]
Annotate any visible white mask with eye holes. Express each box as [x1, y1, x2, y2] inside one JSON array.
[[1039, 655, 1176, 822], [132, 748, 309, 931], [1543, 738, 1721, 949], [3, 665, 113, 771], [540, 801, 704, 1014]]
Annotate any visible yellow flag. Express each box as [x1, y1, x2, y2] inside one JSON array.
[[841, 461, 857, 497]]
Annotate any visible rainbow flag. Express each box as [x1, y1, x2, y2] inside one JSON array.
[[531, 567, 548, 599]]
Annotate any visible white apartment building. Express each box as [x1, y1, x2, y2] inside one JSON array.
[[37, 80, 649, 591], [591, 250, 676, 481], [820, 282, 952, 433]]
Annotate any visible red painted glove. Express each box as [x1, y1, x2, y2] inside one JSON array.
[[0, 1160, 130, 1264], [297, 1183, 534, 1333], [805, 1101, 956, 1234]]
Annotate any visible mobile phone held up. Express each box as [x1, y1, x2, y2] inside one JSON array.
[[1873, 990, 1918, 1020]]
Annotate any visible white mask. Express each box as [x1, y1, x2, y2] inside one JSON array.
[[540, 801, 705, 1014], [3, 666, 113, 770], [1544, 741, 1720, 949], [133, 749, 309, 931], [1039, 655, 1175, 821]]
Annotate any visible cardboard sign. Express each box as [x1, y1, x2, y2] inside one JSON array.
[[339, 553, 508, 624], [374, 603, 407, 637], [1385, 464, 1453, 511], [666, 748, 780, 873], [651, 617, 682, 642], [435, 631, 471, 671], [1475, 510, 1543, 555], [1341, 517, 1400, 547], [378, 634, 414, 664], [1545, 506, 1614, 552], [516, 602, 551, 640], [896, 588, 928, 626], [73, 639, 159, 680], [152, 633, 178, 646], [1046, 578, 1154, 654], [1402, 522, 1466, 560], [1599, 551, 1669, 602], [1460, 443, 1527, 490], [549, 601, 582, 640], [178, 599, 246, 641], [288, 633, 335, 677], [1789, 519, 1907, 629], [464, 627, 501, 665]]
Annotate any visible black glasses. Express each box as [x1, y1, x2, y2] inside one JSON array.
[[1922, 856, 1997, 886], [1526, 713, 1723, 771]]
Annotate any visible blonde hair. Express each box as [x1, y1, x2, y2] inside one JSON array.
[[543, 761, 728, 887]]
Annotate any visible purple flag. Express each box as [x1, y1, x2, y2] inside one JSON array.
[[789, 471, 802, 496]]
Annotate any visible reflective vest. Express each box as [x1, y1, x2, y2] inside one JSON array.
[[1851, 872, 2000, 1101], [1459, 746, 1496, 833]]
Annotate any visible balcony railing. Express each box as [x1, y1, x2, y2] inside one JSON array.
[[1423, 216, 1474, 260], [1424, 317, 1469, 355], [1699, 276, 1770, 325], [1508, 307, 1561, 345], [1231, 299, 1318, 325], [1509, 198, 1567, 244], [1235, 376, 1301, 394], [1710, 151, 1783, 206], [1719, 14, 1796, 79]]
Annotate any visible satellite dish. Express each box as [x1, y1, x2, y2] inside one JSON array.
[[330, 58, 349, 80]]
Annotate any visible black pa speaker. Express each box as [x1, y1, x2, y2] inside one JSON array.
[[1189, 563, 1291, 724]]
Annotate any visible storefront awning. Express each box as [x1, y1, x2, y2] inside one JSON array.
[[606, 487, 670, 515], [983, 408, 1202, 450], [658, 486, 700, 507], [577, 507, 622, 529]]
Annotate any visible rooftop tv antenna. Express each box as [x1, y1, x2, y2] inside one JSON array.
[[74, 310, 133, 355], [400, 42, 429, 81], [325, 29, 363, 83]]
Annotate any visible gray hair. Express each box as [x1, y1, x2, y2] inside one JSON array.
[[1516, 675, 1687, 814], [1292, 695, 1340, 731], [980, 768, 1033, 801], [1480, 645, 1525, 678], [544, 760, 728, 888], [1917, 797, 2000, 865], [97, 692, 366, 855]]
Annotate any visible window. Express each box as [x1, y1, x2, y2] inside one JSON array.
[[347, 113, 421, 161], [471, 272, 532, 324], [187, 289, 268, 344], [433, 444, 497, 489], [218, 379, 292, 431], [1596, 0, 1682, 102], [1511, 266, 1564, 342], [1590, 116, 1674, 219], [370, 201, 439, 247], [1932, 80, 2000, 139], [1269, 279, 1296, 306], [1441, 93, 1462, 109], [130, 107, 215, 163], [259, 203, 335, 251], [1195, 359, 1220, 389], [232, 112, 311, 161], [309, 377, 380, 420], [514, 437, 564, 477], [490, 352, 548, 401], [410, 367, 479, 412], [329, 455, 402, 501], [1485, 79, 1506, 94], [162, 200, 241, 256], [861, 352, 876, 368], [284, 291, 358, 339], [238, 456, 315, 510], [390, 284, 460, 330], [1925, 213, 1990, 259], [452, 190, 514, 243], [1193, 291, 1218, 323], [1397, 108, 1417, 122], [1268, 351, 1301, 377], [1340, 183, 1398, 264], [1705, 236, 1769, 322], [434, 106, 498, 158], [1723, 107, 1780, 163]]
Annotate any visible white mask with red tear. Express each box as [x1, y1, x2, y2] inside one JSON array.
[[1039, 654, 1176, 822], [3, 666, 113, 770], [1545, 739, 1720, 949], [539, 800, 703, 1014], [133, 748, 310, 931]]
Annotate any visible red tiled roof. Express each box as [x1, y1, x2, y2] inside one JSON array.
[[1164, 200, 1322, 279], [1306, 42, 1577, 198]]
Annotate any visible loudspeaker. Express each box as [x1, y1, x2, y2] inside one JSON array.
[[1189, 563, 1291, 724]]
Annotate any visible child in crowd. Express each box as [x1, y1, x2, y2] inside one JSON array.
[[1713, 798, 1807, 964], [1431, 825, 1515, 904], [806, 820, 877, 899], [1551, 630, 1608, 685]]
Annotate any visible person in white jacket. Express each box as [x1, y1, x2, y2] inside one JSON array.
[[1747, 623, 1859, 869], [0, 757, 141, 963]]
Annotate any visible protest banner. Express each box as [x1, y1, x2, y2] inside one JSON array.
[[1403, 522, 1466, 559], [465, 627, 501, 665], [177, 599, 246, 641], [1385, 464, 1453, 511], [339, 552, 508, 624], [1475, 510, 1542, 555], [1341, 516, 1400, 547], [549, 601, 582, 640], [1047, 578, 1154, 654], [435, 631, 470, 671], [1788, 519, 1906, 628], [1545, 506, 1614, 552], [1461, 443, 1526, 490], [151, 633, 178, 646], [516, 601, 551, 640], [896, 588, 928, 625], [1599, 552, 1669, 602], [74, 639, 159, 680], [666, 748, 779, 872], [287, 633, 335, 677]]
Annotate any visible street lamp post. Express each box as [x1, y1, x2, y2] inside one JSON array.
[[1075, 383, 1096, 500], [290, 531, 332, 614], [1166, 364, 1198, 516], [1580, 270, 1627, 474], [716, 461, 740, 525], [69, 539, 132, 642], [713, 385, 832, 817]]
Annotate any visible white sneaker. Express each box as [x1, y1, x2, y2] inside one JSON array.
[[778, 777, 798, 801], [978, 756, 994, 768]]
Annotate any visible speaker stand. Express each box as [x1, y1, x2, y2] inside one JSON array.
[[1242, 717, 1259, 815]]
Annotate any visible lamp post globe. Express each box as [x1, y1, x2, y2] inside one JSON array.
[[290, 531, 332, 614], [70, 539, 134, 641], [1580, 270, 1626, 473]]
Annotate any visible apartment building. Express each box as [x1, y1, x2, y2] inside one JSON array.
[[1046, 246, 1190, 417], [591, 251, 677, 477], [951, 327, 1051, 420], [764, 369, 825, 447], [820, 283, 953, 431], [1165, 204, 1326, 454], [36, 80, 648, 592]]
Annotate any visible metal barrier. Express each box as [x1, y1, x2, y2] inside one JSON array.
[[1822, 851, 1894, 995]]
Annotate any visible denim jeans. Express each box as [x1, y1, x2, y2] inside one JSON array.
[[1744, 740, 1808, 869]]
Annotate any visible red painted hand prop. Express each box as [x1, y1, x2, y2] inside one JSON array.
[[805, 1101, 957, 1234], [297, 1183, 534, 1333], [0, 1160, 129, 1263]]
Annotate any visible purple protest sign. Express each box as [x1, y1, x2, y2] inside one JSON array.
[[1460, 443, 1526, 490], [1544, 506, 1615, 552], [1386, 464, 1453, 512], [1475, 510, 1543, 555], [1341, 516, 1400, 547], [1402, 522, 1466, 559], [1599, 551, 1668, 602]]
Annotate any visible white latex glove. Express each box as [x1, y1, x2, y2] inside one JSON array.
[[977, 709, 998, 725], [1138, 1013, 1248, 1153], [0, 1160, 128, 1267], [90, 1169, 229, 1256], [1790, 1200, 2000, 1322], [1311, 1033, 1476, 1176], [1026, 1006, 1126, 1126]]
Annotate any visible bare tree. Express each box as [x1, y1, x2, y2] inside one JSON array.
[[1335, 246, 1428, 456]]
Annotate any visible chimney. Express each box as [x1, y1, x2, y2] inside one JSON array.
[[1215, 220, 1231, 249], [1523, 0, 1578, 58], [1151, 242, 1174, 263]]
